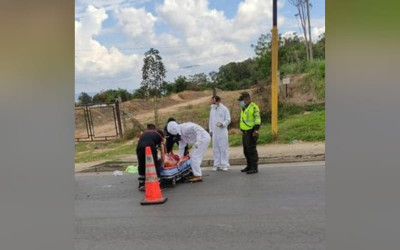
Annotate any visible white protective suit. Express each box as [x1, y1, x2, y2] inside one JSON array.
[[209, 103, 231, 169], [167, 121, 211, 177]]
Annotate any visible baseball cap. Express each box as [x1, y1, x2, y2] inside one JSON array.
[[238, 91, 250, 101]]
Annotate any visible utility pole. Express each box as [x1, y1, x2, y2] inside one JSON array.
[[271, 0, 279, 137]]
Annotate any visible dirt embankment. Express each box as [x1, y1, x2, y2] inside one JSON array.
[[75, 74, 324, 138]]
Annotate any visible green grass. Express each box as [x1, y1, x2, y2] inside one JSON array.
[[278, 110, 325, 143], [230, 109, 325, 146], [280, 60, 325, 76], [75, 143, 89, 153], [76, 109, 325, 163], [280, 60, 325, 101], [260, 102, 325, 124], [75, 140, 136, 163]]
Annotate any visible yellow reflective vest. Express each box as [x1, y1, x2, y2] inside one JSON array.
[[240, 102, 261, 131]]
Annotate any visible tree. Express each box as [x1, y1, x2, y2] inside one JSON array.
[[188, 73, 207, 85], [161, 81, 176, 95], [209, 71, 218, 95], [187, 73, 209, 91], [132, 86, 147, 99], [115, 88, 133, 102], [305, 0, 313, 60], [313, 33, 325, 60], [253, 32, 317, 77], [159, 81, 170, 96], [174, 75, 188, 93], [92, 89, 133, 104], [78, 92, 92, 105], [289, 0, 313, 60], [214, 59, 258, 90], [141, 48, 166, 127]]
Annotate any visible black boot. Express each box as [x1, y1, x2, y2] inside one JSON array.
[[241, 166, 250, 173], [138, 182, 145, 191], [246, 168, 258, 174]]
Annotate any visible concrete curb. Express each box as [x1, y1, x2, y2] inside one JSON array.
[[202, 153, 325, 167], [76, 153, 325, 173]]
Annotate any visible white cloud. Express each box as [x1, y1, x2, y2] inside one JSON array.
[[153, 33, 181, 47], [75, 5, 141, 79], [75, 0, 324, 93], [282, 31, 298, 39], [75, 0, 152, 17], [280, 17, 324, 42], [154, 0, 278, 70], [235, 0, 272, 28], [312, 25, 325, 41], [115, 7, 157, 43]]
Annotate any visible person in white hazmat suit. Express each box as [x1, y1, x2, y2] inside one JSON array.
[[167, 121, 211, 183], [209, 95, 231, 171]]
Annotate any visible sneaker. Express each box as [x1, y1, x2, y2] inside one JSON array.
[[138, 185, 145, 192], [222, 167, 229, 171], [212, 166, 218, 171], [189, 176, 203, 182]]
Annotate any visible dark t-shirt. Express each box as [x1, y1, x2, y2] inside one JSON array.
[[137, 130, 163, 149]]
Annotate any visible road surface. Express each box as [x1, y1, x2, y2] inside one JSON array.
[[75, 162, 325, 250]]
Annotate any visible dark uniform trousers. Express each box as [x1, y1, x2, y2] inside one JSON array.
[[137, 145, 160, 185], [242, 130, 259, 170]]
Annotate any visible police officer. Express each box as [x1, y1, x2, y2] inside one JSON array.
[[238, 92, 261, 174], [136, 124, 165, 191]]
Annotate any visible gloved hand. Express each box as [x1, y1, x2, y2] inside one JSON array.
[[216, 121, 223, 128]]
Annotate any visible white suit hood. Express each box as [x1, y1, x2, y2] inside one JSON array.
[[167, 121, 181, 135]]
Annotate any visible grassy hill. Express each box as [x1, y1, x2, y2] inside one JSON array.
[[118, 72, 325, 135], [75, 72, 325, 163]]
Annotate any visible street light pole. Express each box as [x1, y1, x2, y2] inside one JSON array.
[[271, 0, 279, 138]]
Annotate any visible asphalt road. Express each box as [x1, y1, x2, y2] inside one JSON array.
[[75, 162, 325, 250]]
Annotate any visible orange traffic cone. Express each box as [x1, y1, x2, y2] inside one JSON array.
[[140, 146, 168, 205]]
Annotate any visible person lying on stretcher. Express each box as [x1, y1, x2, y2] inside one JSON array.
[[162, 152, 190, 169], [157, 142, 190, 169]]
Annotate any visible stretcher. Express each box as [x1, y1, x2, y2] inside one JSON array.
[[159, 153, 192, 187]]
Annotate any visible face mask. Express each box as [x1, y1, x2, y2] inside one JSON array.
[[240, 101, 246, 108]]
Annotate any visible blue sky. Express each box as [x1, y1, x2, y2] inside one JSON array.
[[75, 0, 325, 97]]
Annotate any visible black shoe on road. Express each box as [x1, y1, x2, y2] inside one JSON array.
[[246, 169, 258, 174], [241, 167, 250, 173]]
